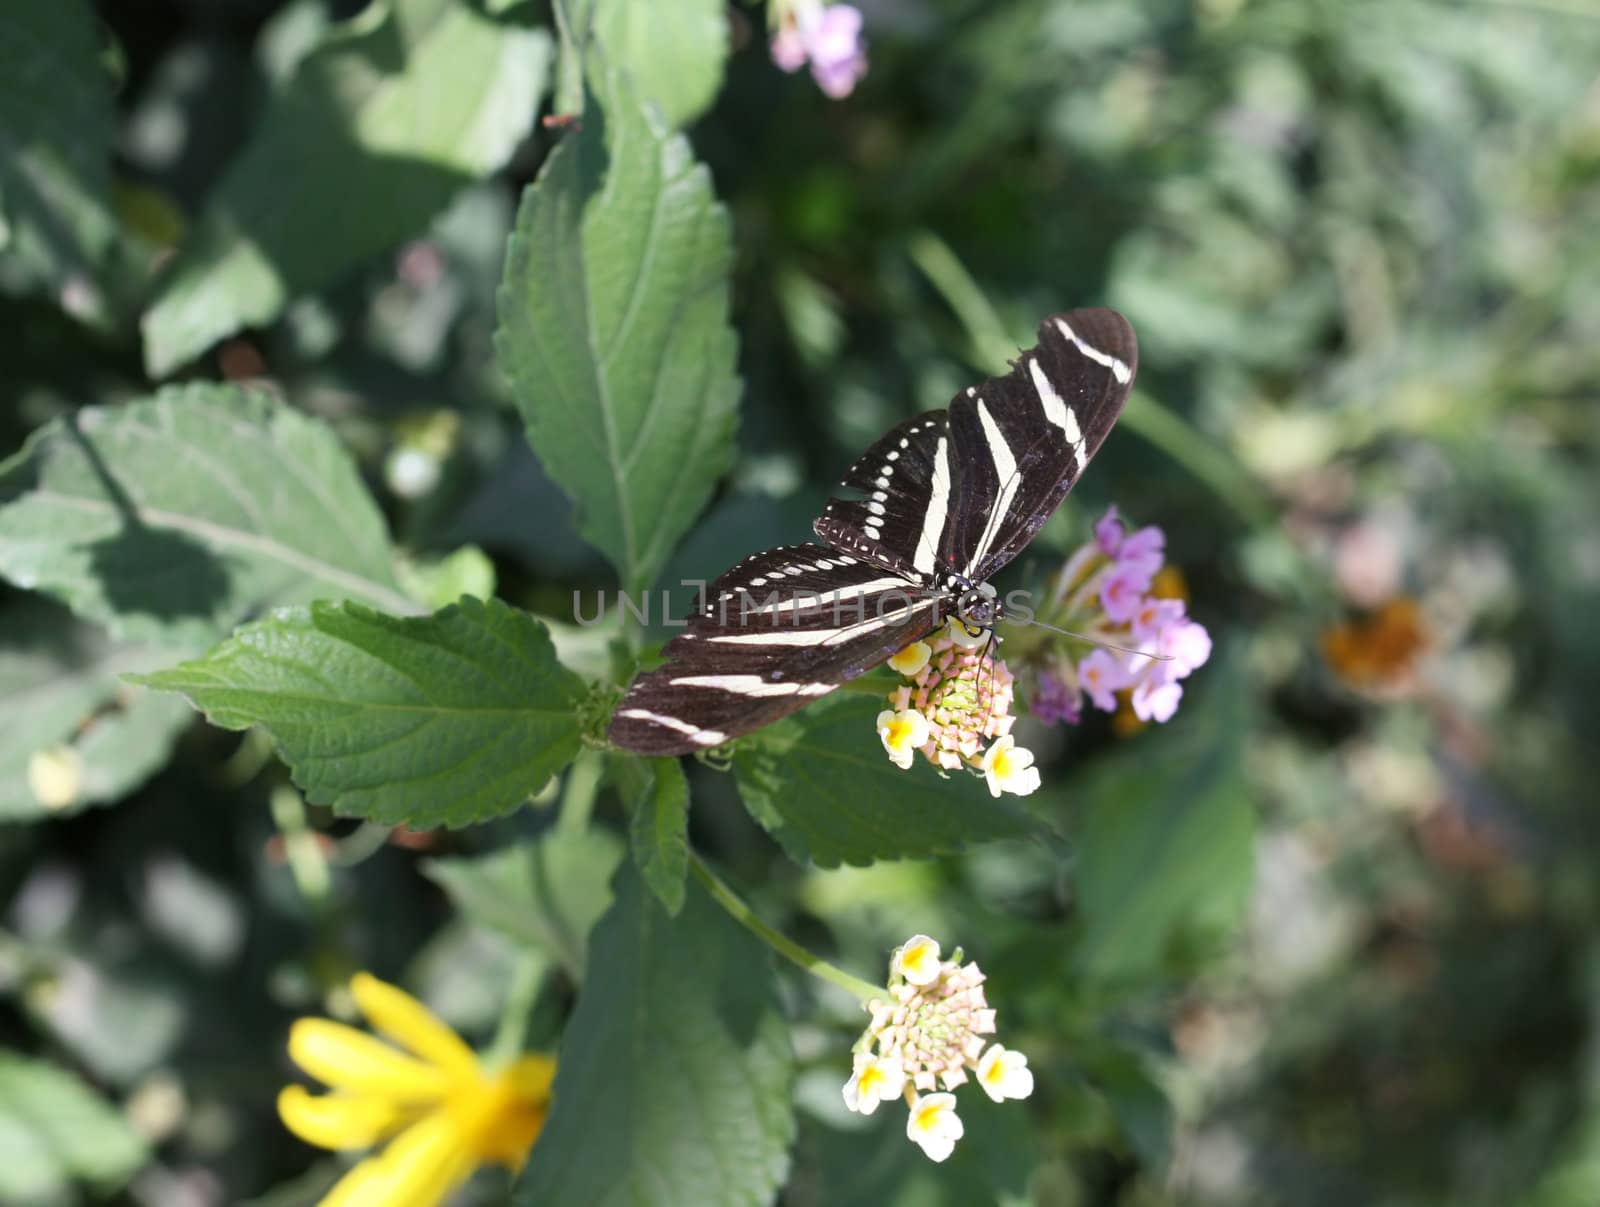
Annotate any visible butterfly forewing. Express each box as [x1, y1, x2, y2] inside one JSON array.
[[942, 309, 1137, 583], [608, 544, 943, 755]]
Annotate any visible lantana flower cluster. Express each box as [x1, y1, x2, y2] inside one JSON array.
[[769, 0, 868, 98], [1032, 506, 1212, 726], [876, 622, 1040, 797], [843, 935, 1033, 1162]]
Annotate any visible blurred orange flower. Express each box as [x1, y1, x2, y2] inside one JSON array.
[[1321, 597, 1430, 691]]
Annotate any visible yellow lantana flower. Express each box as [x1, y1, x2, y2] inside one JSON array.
[[278, 973, 555, 1207]]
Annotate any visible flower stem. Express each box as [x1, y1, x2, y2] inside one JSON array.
[[486, 950, 546, 1071], [689, 854, 887, 1002]]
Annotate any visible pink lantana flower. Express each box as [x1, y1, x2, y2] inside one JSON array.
[[769, 1, 868, 98], [1026, 505, 1211, 728]]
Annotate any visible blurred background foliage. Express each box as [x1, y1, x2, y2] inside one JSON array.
[[2, 0, 1599, 1203]]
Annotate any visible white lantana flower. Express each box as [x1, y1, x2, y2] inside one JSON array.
[[892, 934, 941, 986], [876, 708, 930, 770], [905, 1092, 964, 1162], [976, 1043, 1034, 1103], [842, 1052, 906, 1115], [979, 735, 1040, 798], [946, 618, 986, 650], [887, 639, 932, 677]]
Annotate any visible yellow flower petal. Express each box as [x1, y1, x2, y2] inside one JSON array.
[[277, 1085, 410, 1151], [289, 1020, 450, 1103], [316, 1155, 390, 1207], [364, 1110, 475, 1207], [350, 973, 479, 1080], [454, 1056, 556, 1170]]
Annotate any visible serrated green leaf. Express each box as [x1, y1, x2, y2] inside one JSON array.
[[0, 1054, 147, 1200], [562, 0, 727, 128], [0, 384, 411, 646], [0, 0, 118, 292], [136, 598, 586, 827], [424, 828, 624, 977], [141, 0, 551, 376], [1072, 657, 1255, 984], [0, 600, 193, 821], [514, 864, 794, 1205], [615, 754, 689, 915], [731, 693, 1047, 868], [496, 65, 740, 595]]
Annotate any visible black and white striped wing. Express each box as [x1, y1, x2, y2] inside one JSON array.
[[808, 309, 1136, 588], [813, 412, 952, 588], [608, 544, 942, 756], [941, 309, 1137, 582]]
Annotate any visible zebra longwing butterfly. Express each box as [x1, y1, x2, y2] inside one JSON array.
[[609, 309, 1138, 756]]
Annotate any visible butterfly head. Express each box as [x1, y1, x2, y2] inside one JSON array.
[[953, 578, 1001, 635]]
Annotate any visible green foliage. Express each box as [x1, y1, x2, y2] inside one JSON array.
[[616, 753, 691, 914], [496, 64, 739, 595], [515, 865, 795, 1206], [424, 828, 623, 978], [0, 1054, 147, 1201], [137, 598, 585, 826], [562, 0, 729, 128], [0, 385, 410, 646], [141, 0, 551, 376], [1072, 659, 1255, 984], [0, 0, 117, 293], [733, 693, 1047, 867], [0, 601, 192, 820]]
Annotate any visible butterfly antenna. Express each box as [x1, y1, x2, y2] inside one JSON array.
[[1002, 614, 1174, 662]]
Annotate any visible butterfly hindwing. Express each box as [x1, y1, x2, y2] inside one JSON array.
[[608, 544, 943, 755], [812, 412, 952, 587]]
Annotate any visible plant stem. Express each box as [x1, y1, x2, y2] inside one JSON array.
[[486, 951, 547, 1070], [689, 854, 887, 1002], [559, 749, 604, 834]]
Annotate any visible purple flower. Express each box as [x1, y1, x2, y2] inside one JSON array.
[[1158, 615, 1212, 678], [1131, 676, 1183, 723], [1098, 566, 1146, 624], [1078, 649, 1130, 713], [1130, 596, 1184, 644], [1093, 506, 1124, 556], [1118, 525, 1165, 581], [770, 2, 868, 99], [770, 24, 808, 72], [1031, 669, 1080, 726]]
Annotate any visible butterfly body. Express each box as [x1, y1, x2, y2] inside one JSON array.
[[609, 309, 1138, 756]]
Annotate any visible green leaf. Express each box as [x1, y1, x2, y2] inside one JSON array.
[[563, 0, 727, 128], [141, 0, 551, 376], [0, 1054, 147, 1201], [0, 601, 193, 821], [496, 65, 740, 595], [0, 384, 411, 646], [1072, 657, 1256, 984], [514, 864, 794, 1206], [615, 754, 690, 915], [424, 827, 624, 977], [136, 597, 586, 827], [0, 0, 118, 291], [732, 693, 1048, 868]]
